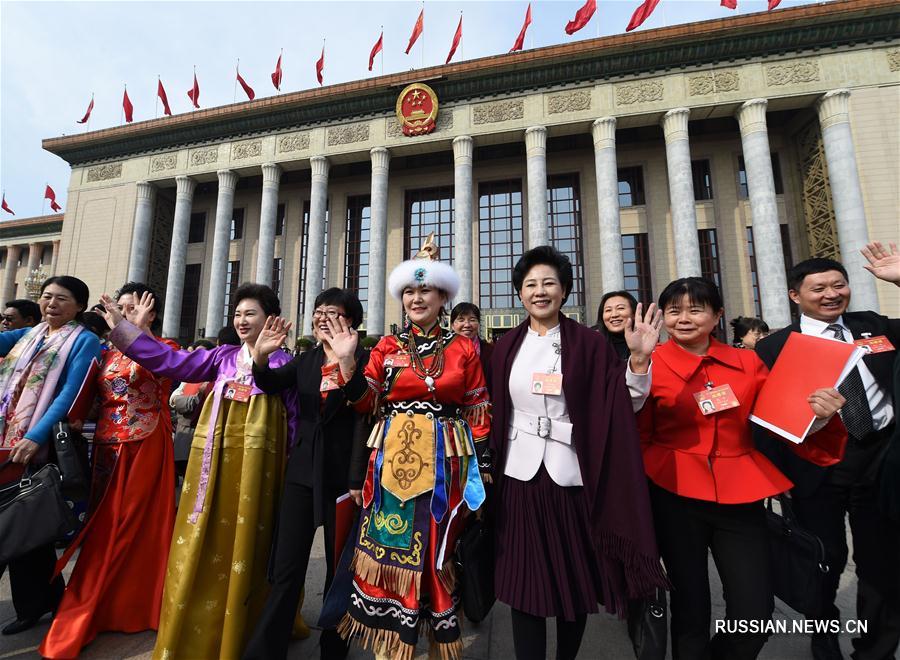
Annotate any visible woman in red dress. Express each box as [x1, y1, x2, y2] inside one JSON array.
[[40, 283, 178, 659]]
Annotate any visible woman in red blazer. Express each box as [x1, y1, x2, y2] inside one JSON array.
[[637, 277, 847, 660]]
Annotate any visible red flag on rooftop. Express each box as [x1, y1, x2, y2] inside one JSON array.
[[44, 186, 62, 213], [316, 46, 325, 85], [123, 88, 134, 123], [1, 194, 14, 216], [369, 31, 383, 71], [626, 0, 661, 31], [76, 95, 94, 124], [157, 79, 172, 116], [271, 52, 283, 90], [446, 15, 462, 64], [187, 71, 200, 109], [406, 8, 424, 54], [720, 0, 737, 9], [510, 4, 532, 53], [768, 0, 782, 9], [565, 0, 596, 35], [237, 68, 255, 101]]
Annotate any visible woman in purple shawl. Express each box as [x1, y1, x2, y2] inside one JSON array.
[[101, 283, 298, 659], [488, 247, 666, 660]]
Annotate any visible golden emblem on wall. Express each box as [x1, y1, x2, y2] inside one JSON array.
[[396, 82, 439, 136]]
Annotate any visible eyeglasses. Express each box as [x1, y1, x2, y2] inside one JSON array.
[[312, 309, 346, 319]]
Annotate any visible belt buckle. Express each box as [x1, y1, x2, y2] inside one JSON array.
[[537, 416, 551, 439]]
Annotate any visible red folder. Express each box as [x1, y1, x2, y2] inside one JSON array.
[[334, 493, 358, 566], [750, 332, 865, 444], [66, 357, 100, 424]]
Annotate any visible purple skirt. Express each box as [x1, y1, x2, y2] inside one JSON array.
[[494, 465, 604, 620]]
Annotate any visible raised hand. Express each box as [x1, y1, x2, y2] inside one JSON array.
[[861, 241, 900, 286], [321, 314, 359, 360], [132, 291, 157, 331], [254, 316, 292, 363], [98, 293, 126, 330], [808, 387, 846, 420], [625, 302, 662, 370]]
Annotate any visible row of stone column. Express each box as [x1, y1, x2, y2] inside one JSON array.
[[0, 241, 60, 304], [127, 87, 874, 340]]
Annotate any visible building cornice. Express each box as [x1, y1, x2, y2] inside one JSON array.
[[42, 0, 899, 166], [0, 216, 63, 240]]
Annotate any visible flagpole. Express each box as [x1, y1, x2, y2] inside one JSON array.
[[155, 77, 160, 119], [421, 1, 425, 69], [42, 182, 47, 216], [120, 84, 125, 125], [381, 26, 384, 77], [460, 11, 464, 61], [234, 59, 239, 103], [279, 48, 283, 94], [87, 93, 93, 133]]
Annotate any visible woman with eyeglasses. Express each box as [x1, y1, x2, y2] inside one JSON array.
[[244, 288, 371, 660]]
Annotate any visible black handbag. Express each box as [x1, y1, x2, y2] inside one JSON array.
[[766, 495, 829, 617], [51, 422, 91, 501], [627, 588, 668, 660], [454, 517, 496, 623], [0, 461, 79, 564]]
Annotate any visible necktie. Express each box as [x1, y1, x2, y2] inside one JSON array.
[[827, 324, 873, 440]]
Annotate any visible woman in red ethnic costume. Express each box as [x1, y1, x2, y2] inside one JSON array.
[[40, 283, 177, 659], [329, 236, 491, 660]]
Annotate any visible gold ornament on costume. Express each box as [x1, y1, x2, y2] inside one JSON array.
[[414, 232, 439, 261]]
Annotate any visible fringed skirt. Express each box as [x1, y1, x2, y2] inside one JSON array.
[[494, 465, 605, 621]]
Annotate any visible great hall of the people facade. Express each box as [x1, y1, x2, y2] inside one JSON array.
[[2, 0, 897, 344]]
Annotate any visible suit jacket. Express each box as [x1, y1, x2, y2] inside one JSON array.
[[755, 310, 899, 496], [253, 344, 371, 526]]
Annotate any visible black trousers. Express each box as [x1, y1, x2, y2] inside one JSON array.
[[1, 543, 64, 621], [649, 483, 773, 660], [243, 481, 347, 660], [510, 608, 587, 660], [791, 430, 900, 660]]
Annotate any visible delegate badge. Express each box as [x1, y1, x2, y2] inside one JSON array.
[[223, 381, 252, 402], [693, 384, 740, 415], [854, 336, 895, 354], [531, 372, 563, 396], [384, 352, 411, 368]]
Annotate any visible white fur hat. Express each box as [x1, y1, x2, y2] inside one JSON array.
[[387, 258, 460, 301]]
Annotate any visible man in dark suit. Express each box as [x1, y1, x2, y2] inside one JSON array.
[[756, 252, 899, 660]]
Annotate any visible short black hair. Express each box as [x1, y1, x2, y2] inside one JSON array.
[[658, 277, 723, 312], [190, 339, 215, 351], [80, 310, 109, 338], [313, 287, 364, 329], [41, 276, 90, 319], [450, 302, 481, 324], [596, 290, 638, 327], [217, 325, 241, 346], [4, 299, 41, 324], [232, 283, 281, 317], [115, 281, 162, 333], [730, 316, 769, 345], [512, 246, 574, 305], [787, 258, 848, 291]]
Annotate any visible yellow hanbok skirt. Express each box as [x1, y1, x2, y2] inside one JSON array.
[[153, 394, 286, 660]]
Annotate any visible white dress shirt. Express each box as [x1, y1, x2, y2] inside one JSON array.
[[503, 325, 651, 487], [800, 314, 894, 431]]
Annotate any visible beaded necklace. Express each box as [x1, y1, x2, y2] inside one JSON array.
[[407, 324, 445, 393]]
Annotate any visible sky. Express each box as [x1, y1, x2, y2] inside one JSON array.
[[0, 0, 826, 218]]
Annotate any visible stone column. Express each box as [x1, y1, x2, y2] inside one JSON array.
[[301, 156, 329, 336], [453, 136, 474, 304], [255, 163, 282, 286], [817, 89, 878, 312], [525, 126, 548, 248], [50, 240, 60, 276], [736, 99, 791, 328], [591, 117, 625, 292], [661, 108, 702, 278], [162, 176, 197, 339], [27, 243, 41, 273], [368, 148, 390, 337], [204, 170, 239, 338], [1, 245, 21, 304], [127, 181, 157, 282]]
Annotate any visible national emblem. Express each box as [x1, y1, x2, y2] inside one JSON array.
[[396, 82, 439, 136]]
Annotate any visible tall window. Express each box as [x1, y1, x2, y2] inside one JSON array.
[[230, 208, 245, 241], [298, 201, 330, 320], [547, 174, 585, 307], [478, 180, 524, 309], [738, 154, 785, 198], [747, 224, 794, 319], [621, 233, 652, 304], [698, 229, 725, 340], [618, 166, 646, 207], [692, 160, 714, 201], [345, 195, 371, 312], [223, 260, 241, 328], [188, 212, 206, 243], [275, 203, 286, 236], [405, 187, 454, 260], [180, 263, 202, 342], [272, 258, 283, 299]]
